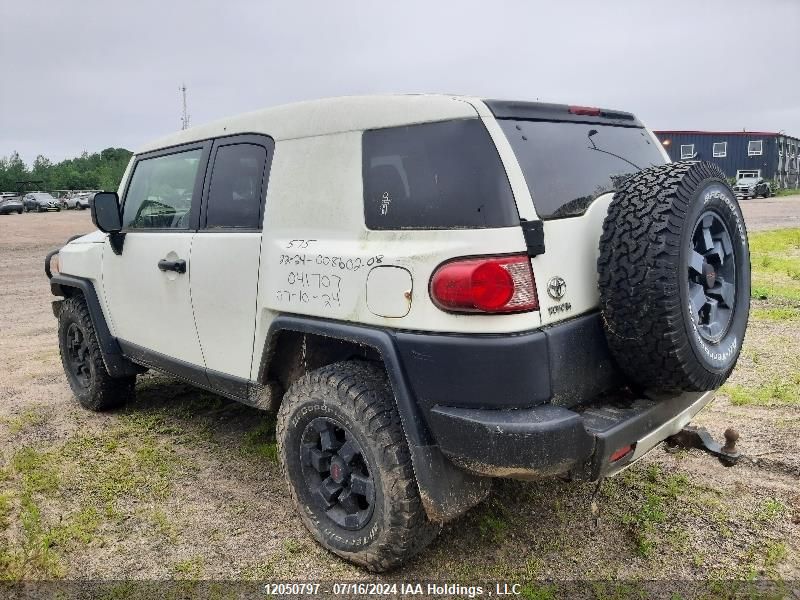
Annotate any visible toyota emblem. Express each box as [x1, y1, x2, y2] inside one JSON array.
[[547, 276, 566, 300]]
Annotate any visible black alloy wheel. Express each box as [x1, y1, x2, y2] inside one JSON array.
[[300, 417, 375, 530], [64, 322, 92, 389]]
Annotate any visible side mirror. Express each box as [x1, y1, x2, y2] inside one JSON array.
[[91, 192, 122, 233]]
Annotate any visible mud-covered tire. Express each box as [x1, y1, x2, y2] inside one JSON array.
[[598, 161, 750, 392], [58, 295, 135, 411], [277, 360, 438, 572]]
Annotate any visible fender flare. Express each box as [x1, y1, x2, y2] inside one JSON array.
[[263, 315, 491, 523], [50, 273, 140, 378]]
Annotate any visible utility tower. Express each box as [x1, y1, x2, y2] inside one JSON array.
[[179, 83, 191, 130]]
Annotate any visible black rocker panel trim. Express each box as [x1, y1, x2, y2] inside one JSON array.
[[116, 339, 252, 403], [206, 368, 250, 400]]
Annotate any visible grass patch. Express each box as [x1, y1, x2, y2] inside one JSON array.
[[0, 493, 12, 531], [520, 583, 558, 600], [147, 508, 177, 541], [242, 416, 278, 463], [751, 306, 800, 321], [721, 374, 800, 407], [749, 228, 800, 255], [754, 498, 787, 523], [2, 409, 48, 435], [608, 465, 700, 558], [0, 421, 184, 580], [474, 499, 511, 542], [61, 428, 181, 518], [12, 448, 59, 495], [173, 556, 204, 579], [773, 187, 800, 197], [749, 229, 800, 302]]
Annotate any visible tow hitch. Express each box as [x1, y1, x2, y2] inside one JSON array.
[[666, 426, 741, 466]]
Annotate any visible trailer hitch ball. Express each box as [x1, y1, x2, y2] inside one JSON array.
[[722, 427, 739, 455], [666, 425, 741, 467]]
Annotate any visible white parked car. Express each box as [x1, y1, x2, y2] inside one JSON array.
[[46, 95, 751, 571], [64, 193, 93, 210]]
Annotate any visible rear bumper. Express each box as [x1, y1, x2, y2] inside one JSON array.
[[393, 312, 715, 480], [427, 390, 714, 480]]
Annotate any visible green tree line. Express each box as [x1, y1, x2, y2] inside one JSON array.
[[0, 148, 132, 194]]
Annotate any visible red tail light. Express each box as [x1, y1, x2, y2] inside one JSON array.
[[430, 254, 538, 314], [569, 105, 601, 116]]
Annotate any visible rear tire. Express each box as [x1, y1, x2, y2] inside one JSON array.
[[58, 295, 135, 411], [277, 360, 438, 572], [598, 161, 750, 392]]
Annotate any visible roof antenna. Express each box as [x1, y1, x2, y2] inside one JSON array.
[[179, 83, 191, 130]]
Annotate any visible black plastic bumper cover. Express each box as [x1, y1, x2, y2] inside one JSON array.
[[428, 391, 712, 481]]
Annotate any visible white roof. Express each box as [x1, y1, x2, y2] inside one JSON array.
[[138, 94, 483, 154]]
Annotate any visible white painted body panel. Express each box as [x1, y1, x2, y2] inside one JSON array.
[[532, 193, 614, 325], [190, 233, 262, 379], [57, 241, 106, 317], [102, 233, 204, 366]]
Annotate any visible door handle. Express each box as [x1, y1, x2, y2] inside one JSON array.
[[158, 258, 187, 273]]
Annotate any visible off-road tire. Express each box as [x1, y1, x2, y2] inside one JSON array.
[[277, 360, 438, 572], [58, 295, 135, 410], [598, 161, 750, 392]]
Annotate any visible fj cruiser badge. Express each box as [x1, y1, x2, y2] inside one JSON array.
[[547, 276, 566, 300]]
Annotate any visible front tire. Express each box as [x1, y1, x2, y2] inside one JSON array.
[[277, 361, 438, 572], [58, 295, 135, 411]]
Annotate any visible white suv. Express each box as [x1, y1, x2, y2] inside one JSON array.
[[47, 95, 750, 571]]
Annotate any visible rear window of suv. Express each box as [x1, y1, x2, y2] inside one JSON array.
[[362, 119, 518, 230], [497, 120, 666, 220]]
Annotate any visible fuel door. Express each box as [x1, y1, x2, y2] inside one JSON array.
[[366, 266, 412, 318]]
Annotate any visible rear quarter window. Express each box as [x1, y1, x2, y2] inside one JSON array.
[[362, 119, 518, 230]]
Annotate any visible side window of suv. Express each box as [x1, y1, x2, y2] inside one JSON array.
[[204, 143, 268, 229], [362, 119, 518, 230], [122, 149, 203, 230]]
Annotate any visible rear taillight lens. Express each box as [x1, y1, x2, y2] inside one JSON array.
[[430, 254, 538, 314]]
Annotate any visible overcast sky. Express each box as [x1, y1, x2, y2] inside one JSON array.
[[2, 0, 799, 164]]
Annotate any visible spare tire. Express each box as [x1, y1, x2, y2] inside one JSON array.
[[597, 161, 750, 392]]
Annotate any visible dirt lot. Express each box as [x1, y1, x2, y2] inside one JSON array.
[[740, 194, 800, 231], [0, 203, 798, 595]]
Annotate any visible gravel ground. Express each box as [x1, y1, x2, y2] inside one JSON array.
[[0, 207, 797, 592], [740, 194, 800, 231]]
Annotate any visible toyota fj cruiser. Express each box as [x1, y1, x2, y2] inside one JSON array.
[[46, 95, 750, 571]]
